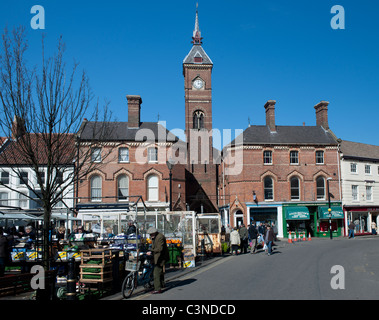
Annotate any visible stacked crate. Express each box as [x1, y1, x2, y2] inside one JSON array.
[[79, 248, 113, 293]]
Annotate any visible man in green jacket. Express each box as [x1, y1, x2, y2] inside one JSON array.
[[147, 227, 169, 294]]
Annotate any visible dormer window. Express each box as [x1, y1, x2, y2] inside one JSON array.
[[194, 56, 203, 63]]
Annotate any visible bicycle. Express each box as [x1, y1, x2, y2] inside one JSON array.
[[121, 251, 154, 299]]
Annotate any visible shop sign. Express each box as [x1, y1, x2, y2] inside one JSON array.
[[286, 207, 310, 220], [318, 206, 344, 219]]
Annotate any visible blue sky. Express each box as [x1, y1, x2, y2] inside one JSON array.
[[1, 0, 379, 147]]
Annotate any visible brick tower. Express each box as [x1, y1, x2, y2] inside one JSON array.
[[183, 6, 218, 213]]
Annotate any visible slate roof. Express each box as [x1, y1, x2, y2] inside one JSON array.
[[78, 121, 182, 144], [340, 140, 379, 161], [229, 125, 338, 147], [183, 45, 213, 65]]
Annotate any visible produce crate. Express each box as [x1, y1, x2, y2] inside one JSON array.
[[79, 248, 113, 286]]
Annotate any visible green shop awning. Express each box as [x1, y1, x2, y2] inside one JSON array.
[[286, 207, 310, 220], [318, 206, 344, 219]]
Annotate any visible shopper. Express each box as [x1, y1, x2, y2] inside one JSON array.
[[348, 221, 355, 239], [230, 227, 241, 255], [264, 225, 275, 256], [147, 227, 169, 294], [371, 221, 377, 235], [239, 224, 248, 254], [248, 222, 258, 254], [126, 221, 137, 235], [0, 228, 13, 277]]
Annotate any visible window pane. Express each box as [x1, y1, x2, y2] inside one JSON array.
[[264, 177, 273, 200], [316, 151, 324, 164], [91, 176, 102, 201], [0, 172, 9, 185], [119, 148, 129, 162], [290, 151, 299, 164], [20, 172, 28, 184], [316, 177, 325, 199], [291, 177, 300, 200], [366, 186, 372, 201], [148, 148, 158, 162], [91, 148, 101, 162], [352, 185, 358, 201], [118, 175, 129, 200], [263, 151, 272, 164], [147, 175, 158, 201], [0, 192, 8, 206]]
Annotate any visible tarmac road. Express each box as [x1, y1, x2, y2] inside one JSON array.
[[134, 236, 379, 300]]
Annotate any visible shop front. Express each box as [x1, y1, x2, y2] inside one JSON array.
[[344, 206, 379, 236], [248, 205, 283, 238], [316, 206, 344, 238], [283, 206, 312, 239]]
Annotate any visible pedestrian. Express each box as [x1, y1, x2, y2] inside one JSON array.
[[147, 227, 169, 294], [348, 221, 355, 239], [371, 221, 377, 235], [239, 224, 248, 254], [0, 228, 13, 277], [248, 222, 258, 254], [230, 227, 240, 255], [264, 225, 275, 256], [126, 221, 137, 235]]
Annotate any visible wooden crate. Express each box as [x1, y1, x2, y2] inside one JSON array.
[[79, 263, 113, 283], [79, 248, 113, 285]]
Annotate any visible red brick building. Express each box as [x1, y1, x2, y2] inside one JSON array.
[[220, 100, 343, 238], [76, 95, 187, 215]]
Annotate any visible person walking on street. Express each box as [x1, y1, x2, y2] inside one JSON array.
[[230, 227, 241, 255], [147, 227, 169, 294], [264, 225, 275, 256], [248, 222, 258, 254], [239, 224, 248, 254], [371, 221, 377, 235], [348, 221, 355, 239]]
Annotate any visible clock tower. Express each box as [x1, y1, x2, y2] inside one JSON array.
[[183, 7, 218, 213]]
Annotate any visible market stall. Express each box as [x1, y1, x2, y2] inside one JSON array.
[[196, 213, 222, 255]]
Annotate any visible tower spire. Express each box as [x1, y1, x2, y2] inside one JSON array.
[[192, 3, 203, 45]]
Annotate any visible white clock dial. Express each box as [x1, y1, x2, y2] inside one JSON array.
[[193, 79, 204, 89]]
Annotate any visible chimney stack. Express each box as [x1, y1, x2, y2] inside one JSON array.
[[11, 115, 26, 140], [127, 95, 142, 128], [314, 101, 329, 130], [264, 100, 276, 132]]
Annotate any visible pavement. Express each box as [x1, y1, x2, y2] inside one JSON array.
[[102, 253, 227, 300]]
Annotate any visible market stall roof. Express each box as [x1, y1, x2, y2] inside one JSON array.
[[51, 213, 81, 221], [318, 206, 344, 219], [285, 207, 310, 220], [0, 213, 41, 220]]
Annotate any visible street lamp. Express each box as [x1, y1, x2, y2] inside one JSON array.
[[326, 177, 333, 240], [166, 158, 175, 211]]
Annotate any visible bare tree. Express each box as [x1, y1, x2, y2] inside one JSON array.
[[0, 27, 115, 272]]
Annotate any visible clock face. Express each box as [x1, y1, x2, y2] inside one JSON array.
[[193, 79, 204, 89]]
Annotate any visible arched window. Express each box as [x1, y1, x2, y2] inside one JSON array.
[[316, 177, 325, 200], [117, 175, 129, 201], [90, 175, 102, 201], [193, 110, 204, 130], [264, 177, 273, 200], [147, 175, 159, 201], [290, 177, 300, 200]]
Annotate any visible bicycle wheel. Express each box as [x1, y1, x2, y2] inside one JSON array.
[[122, 272, 136, 299]]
